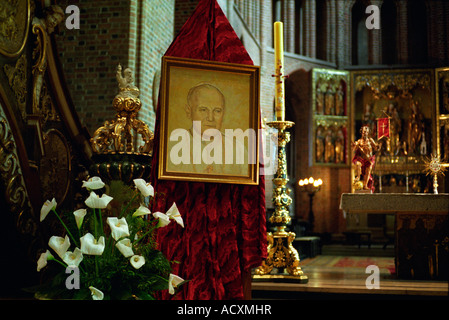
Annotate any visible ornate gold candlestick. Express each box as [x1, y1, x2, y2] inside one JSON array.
[[254, 120, 308, 282], [254, 22, 307, 282]]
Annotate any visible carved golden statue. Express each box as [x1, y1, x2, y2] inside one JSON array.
[[335, 127, 345, 164], [316, 86, 324, 114], [315, 126, 324, 162], [324, 85, 334, 115], [407, 100, 424, 155], [335, 82, 345, 116], [324, 128, 335, 163], [385, 102, 402, 156]]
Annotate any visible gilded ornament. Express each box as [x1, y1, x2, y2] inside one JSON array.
[[354, 71, 431, 100], [90, 65, 154, 183], [0, 107, 38, 240], [39, 129, 71, 205], [0, 0, 31, 57], [3, 54, 27, 119], [91, 64, 154, 155]]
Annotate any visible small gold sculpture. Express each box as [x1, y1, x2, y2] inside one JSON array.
[[90, 64, 154, 155]]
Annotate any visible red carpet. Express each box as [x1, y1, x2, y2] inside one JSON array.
[[332, 256, 396, 274], [302, 255, 396, 275]]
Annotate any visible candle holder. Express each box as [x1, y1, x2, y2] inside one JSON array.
[[253, 120, 308, 283], [298, 177, 323, 232]]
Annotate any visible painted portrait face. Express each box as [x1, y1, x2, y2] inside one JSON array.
[[186, 85, 225, 136]]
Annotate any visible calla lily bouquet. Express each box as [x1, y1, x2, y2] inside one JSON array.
[[33, 177, 185, 300]]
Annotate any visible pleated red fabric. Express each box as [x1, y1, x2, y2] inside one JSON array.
[[150, 0, 267, 300]]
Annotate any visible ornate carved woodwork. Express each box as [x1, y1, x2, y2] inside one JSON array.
[[0, 1, 92, 272]]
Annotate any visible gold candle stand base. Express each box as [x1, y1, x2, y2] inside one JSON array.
[[253, 120, 308, 283]]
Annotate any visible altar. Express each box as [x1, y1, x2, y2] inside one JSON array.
[[340, 193, 449, 280]]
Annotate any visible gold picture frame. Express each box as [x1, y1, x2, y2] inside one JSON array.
[[158, 56, 260, 185]]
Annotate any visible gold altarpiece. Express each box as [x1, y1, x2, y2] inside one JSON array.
[[351, 68, 436, 185], [309, 67, 448, 236], [346, 67, 448, 241], [311, 68, 351, 167], [310, 67, 448, 177]]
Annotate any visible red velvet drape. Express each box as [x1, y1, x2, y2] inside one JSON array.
[[150, 0, 267, 300]]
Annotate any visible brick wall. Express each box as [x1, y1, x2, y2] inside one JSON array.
[[128, 0, 175, 130], [55, 0, 174, 135], [55, 0, 131, 135], [174, 0, 199, 36]]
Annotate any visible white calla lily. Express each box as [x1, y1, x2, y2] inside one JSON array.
[[89, 286, 104, 300], [166, 202, 184, 228], [168, 273, 184, 295], [133, 179, 154, 197], [82, 176, 105, 190], [63, 248, 83, 267], [73, 209, 87, 229], [153, 211, 170, 228], [85, 191, 113, 209], [40, 198, 57, 222], [115, 238, 134, 258], [132, 205, 151, 218], [48, 235, 70, 259], [130, 255, 145, 269], [106, 217, 130, 241], [80, 233, 105, 255], [37, 250, 53, 272]]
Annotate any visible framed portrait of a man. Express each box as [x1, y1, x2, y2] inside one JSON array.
[[158, 57, 260, 185]]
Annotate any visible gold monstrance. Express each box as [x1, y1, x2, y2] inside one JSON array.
[[424, 154, 447, 194], [254, 22, 308, 283]]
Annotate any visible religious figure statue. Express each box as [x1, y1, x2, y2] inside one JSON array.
[[407, 100, 424, 155], [316, 85, 324, 114], [385, 103, 402, 156], [444, 125, 449, 161], [352, 126, 382, 191], [442, 79, 449, 113], [334, 82, 345, 116], [362, 103, 376, 138], [315, 126, 324, 162], [419, 131, 427, 155], [334, 127, 345, 164], [116, 64, 139, 98], [324, 85, 335, 115], [324, 128, 335, 163]]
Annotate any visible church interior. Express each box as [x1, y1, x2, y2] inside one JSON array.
[[0, 0, 448, 301]]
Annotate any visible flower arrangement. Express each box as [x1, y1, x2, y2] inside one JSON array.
[[33, 177, 185, 300]]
